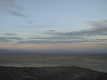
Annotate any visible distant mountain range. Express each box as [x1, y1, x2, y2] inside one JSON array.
[[0, 48, 107, 54]]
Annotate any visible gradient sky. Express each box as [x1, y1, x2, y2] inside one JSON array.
[[0, 0, 107, 52]]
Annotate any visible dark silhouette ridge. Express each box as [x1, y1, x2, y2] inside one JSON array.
[[0, 66, 107, 80]]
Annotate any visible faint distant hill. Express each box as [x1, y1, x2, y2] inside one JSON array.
[[0, 48, 25, 54], [0, 48, 107, 54], [0, 48, 37, 54], [0, 66, 107, 80]]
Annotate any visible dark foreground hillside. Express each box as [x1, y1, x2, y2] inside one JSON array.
[[0, 66, 107, 80]]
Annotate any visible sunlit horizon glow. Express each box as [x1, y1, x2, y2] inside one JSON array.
[[0, 41, 107, 50]]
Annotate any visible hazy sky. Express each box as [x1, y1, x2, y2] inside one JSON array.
[[0, 0, 107, 52]]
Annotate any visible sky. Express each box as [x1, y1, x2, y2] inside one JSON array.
[[0, 0, 107, 53]]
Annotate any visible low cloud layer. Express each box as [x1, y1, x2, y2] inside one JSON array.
[[0, 35, 23, 42], [0, 19, 107, 44], [43, 19, 107, 42], [46, 19, 107, 36], [4, 33, 17, 36]]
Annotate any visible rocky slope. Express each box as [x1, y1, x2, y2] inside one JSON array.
[[0, 66, 107, 80]]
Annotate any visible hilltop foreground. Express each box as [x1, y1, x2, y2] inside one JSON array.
[[0, 66, 107, 80]]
